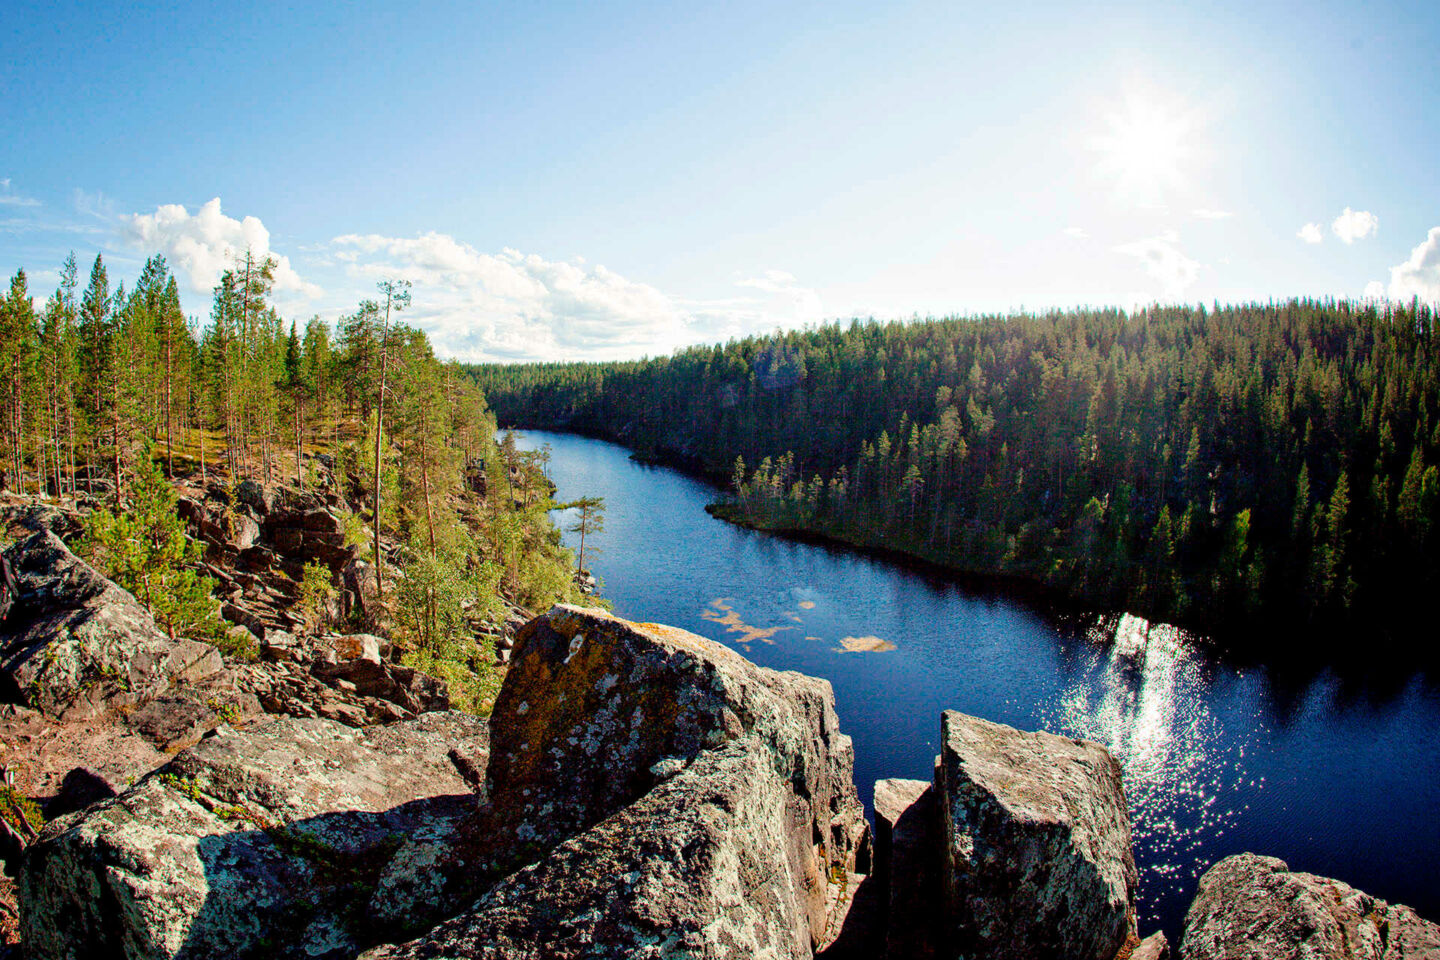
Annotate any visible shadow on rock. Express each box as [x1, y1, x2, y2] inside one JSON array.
[[20, 712, 489, 960]]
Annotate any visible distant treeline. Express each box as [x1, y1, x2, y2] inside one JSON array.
[[469, 301, 1440, 647]]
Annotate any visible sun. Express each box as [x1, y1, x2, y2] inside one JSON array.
[[1091, 83, 1197, 206]]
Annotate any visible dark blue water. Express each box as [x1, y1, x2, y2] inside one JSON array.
[[519, 429, 1440, 941]]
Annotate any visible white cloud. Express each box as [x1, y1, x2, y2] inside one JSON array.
[[72, 188, 120, 223], [329, 231, 824, 361], [1062, 226, 1088, 239], [1387, 226, 1440, 304], [730, 269, 823, 323], [121, 198, 322, 300], [1332, 207, 1378, 244], [1192, 208, 1233, 220], [0, 180, 39, 208], [1114, 230, 1201, 300], [1364, 280, 1386, 299], [1297, 223, 1324, 244], [331, 232, 683, 361], [699, 270, 823, 339]]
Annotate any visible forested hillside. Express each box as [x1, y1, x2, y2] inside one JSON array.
[[470, 301, 1440, 647], [1, 252, 586, 710]]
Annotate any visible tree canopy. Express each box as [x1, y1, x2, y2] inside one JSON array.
[[470, 300, 1440, 650]]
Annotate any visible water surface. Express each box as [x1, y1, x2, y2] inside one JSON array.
[[519, 429, 1440, 940]]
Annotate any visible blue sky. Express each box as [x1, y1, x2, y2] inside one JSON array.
[[3, 0, 1438, 361]]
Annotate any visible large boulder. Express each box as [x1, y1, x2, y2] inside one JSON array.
[[0, 530, 223, 720], [20, 711, 489, 960], [341, 558, 384, 627], [937, 710, 1137, 960], [365, 604, 870, 959], [485, 606, 867, 883], [366, 740, 834, 960], [234, 479, 273, 517], [176, 497, 260, 552], [1134, 931, 1171, 960], [1181, 853, 1440, 960]]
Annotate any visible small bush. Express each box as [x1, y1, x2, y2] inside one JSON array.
[[0, 786, 44, 833], [82, 449, 227, 644], [297, 562, 337, 636]]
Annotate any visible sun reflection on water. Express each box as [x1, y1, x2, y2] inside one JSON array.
[[1039, 614, 1266, 926]]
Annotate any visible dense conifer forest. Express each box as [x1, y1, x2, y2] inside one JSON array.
[[470, 300, 1440, 650], [1, 252, 587, 711]]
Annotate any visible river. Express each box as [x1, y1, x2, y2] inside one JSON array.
[[515, 429, 1440, 941]]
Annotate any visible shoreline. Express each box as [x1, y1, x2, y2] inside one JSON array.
[[504, 421, 1439, 676]]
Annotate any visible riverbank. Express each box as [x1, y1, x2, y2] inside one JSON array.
[[511, 421, 1094, 616], [508, 422, 1428, 670]]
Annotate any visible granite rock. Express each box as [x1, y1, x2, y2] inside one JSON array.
[[365, 604, 870, 958], [873, 777, 940, 960], [20, 711, 488, 960], [0, 530, 224, 720], [1180, 853, 1440, 960], [937, 710, 1137, 960]]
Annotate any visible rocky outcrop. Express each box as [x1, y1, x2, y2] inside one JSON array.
[[857, 714, 1140, 960], [1181, 853, 1440, 960], [872, 777, 940, 960], [0, 500, 83, 543], [235, 630, 449, 728], [266, 504, 353, 569], [0, 547, 1181, 960], [483, 607, 865, 869], [937, 710, 1138, 960], [367, 742, 838, 960], [175, 474, 359, 641], [0, 530, 225, 720], [21, 712, 489, 960], [362, 604, 870, 959], [1134, 931, 1171, 960], [0, 530, 259, 773]]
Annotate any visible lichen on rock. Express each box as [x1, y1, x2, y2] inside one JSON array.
[[1, 530, 224, 720], [365, 604, 871, 959], [20, 712, 488, 960], [937, 709, 1138, 960], [1180, 853, 1440, 960]]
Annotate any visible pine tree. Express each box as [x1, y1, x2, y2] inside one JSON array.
[[370, 278, 411, 600], [1397, 446, 1427, 541], [81, 449, 230, 646], [281, 321, 310, 488], [567, 496, 605, 573], [77, 254, 111, 497]]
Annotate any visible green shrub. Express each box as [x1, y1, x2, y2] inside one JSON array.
[[82, 450, 228, 645], [297, 561, 337, 636], [0, 786, 44, 833]]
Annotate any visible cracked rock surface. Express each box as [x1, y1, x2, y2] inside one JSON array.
[[937, 709, 1138, 960], [1181, 853, 1440, 960], [20, 712, 488, 960], [362, 604, 871, 960]]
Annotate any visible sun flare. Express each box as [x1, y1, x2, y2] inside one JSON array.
[[1092, 84, 1197, 205]]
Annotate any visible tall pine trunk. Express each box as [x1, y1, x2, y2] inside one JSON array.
[[111, 378, 121, 508], [164, 331, 174, 477], [372, 320, 389, 601], [295, 397, 303, 491]]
